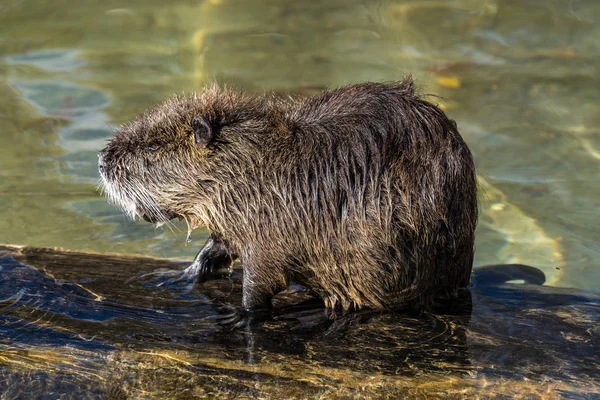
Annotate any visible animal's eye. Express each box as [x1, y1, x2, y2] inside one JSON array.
[[147, 142, 161, 151]]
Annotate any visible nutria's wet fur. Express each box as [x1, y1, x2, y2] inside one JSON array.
[[99, 78, 477, 312]]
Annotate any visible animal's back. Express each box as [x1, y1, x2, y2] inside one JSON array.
[[275, 80, 477, 310]]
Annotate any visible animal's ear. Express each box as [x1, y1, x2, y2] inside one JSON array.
[[191, 116, 216, 148]]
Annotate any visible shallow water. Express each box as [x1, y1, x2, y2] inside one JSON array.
[[0, 0, 599, 398]]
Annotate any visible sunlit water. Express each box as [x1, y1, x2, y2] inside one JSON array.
[[0, 0, 599, 397]]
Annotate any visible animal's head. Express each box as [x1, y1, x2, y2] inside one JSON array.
[[98, 86, 268, 230]]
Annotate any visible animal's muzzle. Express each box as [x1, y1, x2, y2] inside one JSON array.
[[98, 147, 108, 176]]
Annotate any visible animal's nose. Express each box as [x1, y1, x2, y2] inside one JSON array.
[[98, 148, 108, 173]]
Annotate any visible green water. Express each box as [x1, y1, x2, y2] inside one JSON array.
[[1, 0, 599, 290]]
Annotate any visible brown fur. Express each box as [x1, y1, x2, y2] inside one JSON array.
[[99, 78, 478, 312]]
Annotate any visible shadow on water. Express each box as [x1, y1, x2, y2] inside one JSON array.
[[0, 245, 598, 398]]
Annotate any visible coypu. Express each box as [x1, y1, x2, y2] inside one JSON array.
[[98, 78, 478, 322]]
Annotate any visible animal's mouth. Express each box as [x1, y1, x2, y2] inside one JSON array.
[[139, 209, 200, 241], [98, 166, 191, 228], [139, 210, 179, 224]]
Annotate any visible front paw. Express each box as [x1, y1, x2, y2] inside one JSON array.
[[180, 259, 213, 284], [128, 267, 194, 292]]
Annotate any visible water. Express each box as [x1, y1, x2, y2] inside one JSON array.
[[0, 0, 599, 397]]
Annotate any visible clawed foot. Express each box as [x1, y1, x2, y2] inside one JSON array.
[[276, 304, 375, 334], [211, 305, 271, 330]]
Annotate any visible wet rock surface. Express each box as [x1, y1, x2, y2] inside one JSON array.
[[0, 245, 598, 399]]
